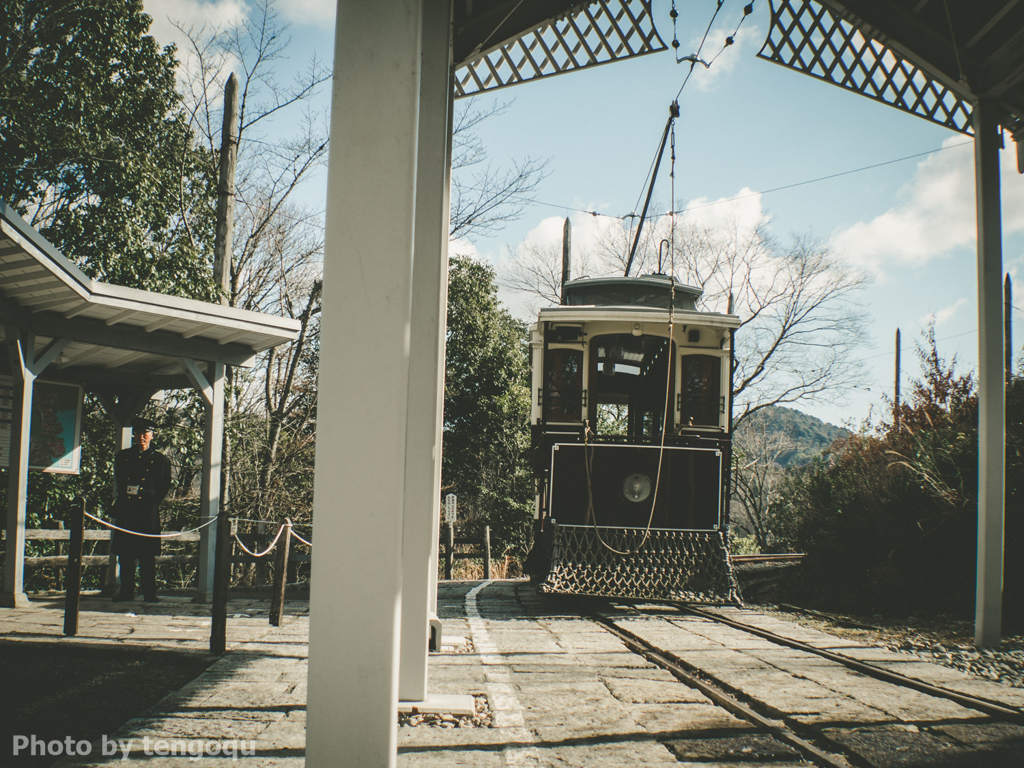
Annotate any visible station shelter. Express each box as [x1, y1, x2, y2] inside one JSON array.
[[309, 2, 1024, 765], [0, 200, 299, 607]]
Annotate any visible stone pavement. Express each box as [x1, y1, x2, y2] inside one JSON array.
[[6, 582, 1023, 766]]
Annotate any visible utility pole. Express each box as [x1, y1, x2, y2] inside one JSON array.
[[894, 328, 901, 431], [560, 217, 571, 305], [213, 72, 239, 304], [210, 73, 239, 637], [1007, 274, 1013, 382]]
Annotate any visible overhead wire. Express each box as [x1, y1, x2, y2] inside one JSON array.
[[462, 139, 975, 224]]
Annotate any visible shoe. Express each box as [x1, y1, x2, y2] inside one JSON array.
[[112, 593, 135, 602], [142, 594, 160, 603]]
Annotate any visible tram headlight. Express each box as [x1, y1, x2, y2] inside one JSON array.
[[623, 473, 651, 503]]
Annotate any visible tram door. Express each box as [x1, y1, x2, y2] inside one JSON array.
[[588, 334, 674, 440]]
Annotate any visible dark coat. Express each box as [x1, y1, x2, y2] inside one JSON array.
[[111, 445, 172, 558]]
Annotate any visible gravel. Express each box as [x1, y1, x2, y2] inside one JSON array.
[[883, 635, 1024, 688], [399, 693, 493, 728], [759, 603, 1024, 689]]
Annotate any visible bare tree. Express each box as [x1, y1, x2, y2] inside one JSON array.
[[503, 213, 871, 423], [172, 0, 328, 524], [450, 100, 548, 241], [501, 237, 598, 307], [731, 410, 796, 551]]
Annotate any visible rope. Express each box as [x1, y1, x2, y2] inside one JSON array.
[[232, 522, 288, 558], [290, 529, 312, 547], [583, 118, 680, 558], [83, 510, 217, 539]]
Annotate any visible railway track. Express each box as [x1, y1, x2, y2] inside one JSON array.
[[589, 598, 1024, 768]]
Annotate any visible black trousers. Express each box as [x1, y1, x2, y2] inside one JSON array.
[[118, 554, 157, 597]]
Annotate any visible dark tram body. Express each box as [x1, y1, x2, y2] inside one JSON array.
[[525, 275, 741, 602]]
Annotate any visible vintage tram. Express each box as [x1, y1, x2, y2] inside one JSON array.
[[524, 273, 741, 602]]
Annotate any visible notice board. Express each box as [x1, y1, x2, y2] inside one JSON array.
[[0, 376, 84, 474]]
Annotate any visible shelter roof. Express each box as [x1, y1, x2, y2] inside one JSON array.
[[0, 201, 300, 391], [763, 0, 1024, 141]]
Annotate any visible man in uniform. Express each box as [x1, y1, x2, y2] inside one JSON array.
[[112, 417, 172, 602]]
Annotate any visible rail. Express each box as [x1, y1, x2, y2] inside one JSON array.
[[730, 553, 806, 564]]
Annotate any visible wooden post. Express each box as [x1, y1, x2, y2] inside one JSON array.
[[55, 519, 65, 591], [210, 512, 232, 654], [270, 522, 292, 627], [483, 525, 491, 580], [444, 522, 454, 580], [255, 521, 269, 587], [63, 498, 85, 637]]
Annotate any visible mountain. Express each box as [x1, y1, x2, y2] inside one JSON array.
[[736, 406, 850, 467]]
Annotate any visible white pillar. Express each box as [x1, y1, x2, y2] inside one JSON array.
[[2, 331, 66, 607], [307, 2, 423, 766], [974, 98, 1006, 648], [3, 328, 35, 607], [195, 361, 225, 601], [399, 0, 453, 703]]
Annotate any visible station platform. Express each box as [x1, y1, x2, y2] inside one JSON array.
[[6, 580, 1021, 767]]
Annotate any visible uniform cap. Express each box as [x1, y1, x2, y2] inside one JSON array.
[[131, 417, 159, 433]]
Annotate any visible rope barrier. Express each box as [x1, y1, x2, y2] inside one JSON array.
[[83, 510, 217, 538], [232, 522, 288, 558], [85, 509, 314, 552]]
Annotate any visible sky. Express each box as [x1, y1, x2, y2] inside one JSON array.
[[142, 0, 1024, 429]]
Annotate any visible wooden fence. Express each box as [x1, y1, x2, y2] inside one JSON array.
[[1, 525, 310, 590], [441, 523, 491, 580]]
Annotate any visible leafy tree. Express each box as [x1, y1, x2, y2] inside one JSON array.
[[0, 0, 218, 297], [443, 255, 532, 562], [0, 2, 220, 587], [780, 328, 1024, 622]]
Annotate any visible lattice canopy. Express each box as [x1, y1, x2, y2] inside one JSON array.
[[759, 0, 973, 133], [454, 0, 666, 98]]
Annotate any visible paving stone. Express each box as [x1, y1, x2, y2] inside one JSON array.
[[822, 724, 988, 768], [629, 703, 752, 734], [603, 676, 709, 704], [664, 732, 803, 763]]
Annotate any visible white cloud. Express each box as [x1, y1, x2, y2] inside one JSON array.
[[275, 0, 336, 28], [686, 23, 761, 93], [679, 187, 766, 232], [922, 297, 968, 327], [143, 0, 248, 50], [831, 136, 1024, 274]]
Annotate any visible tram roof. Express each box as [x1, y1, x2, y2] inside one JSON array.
[[536, 304, 740, 330], [559, 273, 711, 313]]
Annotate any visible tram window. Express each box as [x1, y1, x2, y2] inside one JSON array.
[[679, 355, 722, 427], [594, 402, 628, 436], [544, 348, 583, 421], [589, 334, 673, 439]]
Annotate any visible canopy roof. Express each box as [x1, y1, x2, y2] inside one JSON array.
[[0, 201, 300, 391], [762, 0, 1024, 143]]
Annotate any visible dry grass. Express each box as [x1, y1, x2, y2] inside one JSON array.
[[440, 555, 524, 581]]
